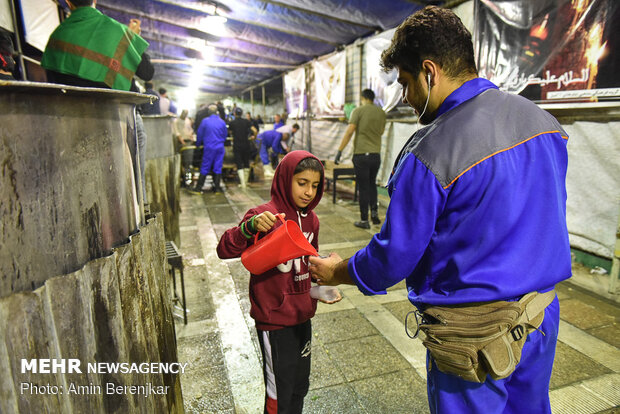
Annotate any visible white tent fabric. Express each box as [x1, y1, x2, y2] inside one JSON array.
[[20, 0, 59, 52], [307, 120, 349, 162], [0, 0, 14, 32], [564, 120, 620, 258], [364, 28, 402, 113], [377, 122, 417, 185]]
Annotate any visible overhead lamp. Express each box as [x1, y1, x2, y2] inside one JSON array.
[[200, 9, 227, 37], [187, 38, 204, 50], [187, 39, 215, 61], [205, 15, 227, 25]]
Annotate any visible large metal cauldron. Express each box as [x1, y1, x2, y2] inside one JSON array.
[[143, 114, 174, 160], [0, 81, 150, 297]]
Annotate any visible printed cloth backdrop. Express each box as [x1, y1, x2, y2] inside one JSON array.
[[475, 0, 619, 100], [284, 66, 306, 119], [311, 51, 346, 116]]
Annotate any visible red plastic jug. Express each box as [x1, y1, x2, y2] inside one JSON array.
[[241, 214, 318, 274]]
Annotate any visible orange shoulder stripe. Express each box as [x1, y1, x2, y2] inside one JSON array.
[[443, 130, 568, 190]]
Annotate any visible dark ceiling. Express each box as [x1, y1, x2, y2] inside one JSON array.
[[90, 0, 442, 102]]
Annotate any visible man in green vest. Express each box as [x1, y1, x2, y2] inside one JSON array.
[[42, 0, 155, 214], [41, 0, 149, 91]]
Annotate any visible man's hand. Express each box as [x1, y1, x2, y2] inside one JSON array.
[[334, 150, 342, 165], [309, 253, 349, 286]]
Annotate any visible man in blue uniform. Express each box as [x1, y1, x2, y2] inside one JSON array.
[[191, 104, 228, 193], [256, 123, 299, 177], [309, 6, 571, 414]]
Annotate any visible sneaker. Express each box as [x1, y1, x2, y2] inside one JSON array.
[[354, 220, 370, 229], [188, 188, 203, 195], [371, 215, 381, 225]]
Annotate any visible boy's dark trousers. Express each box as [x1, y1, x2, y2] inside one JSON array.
[[257, 320, 312, 414]]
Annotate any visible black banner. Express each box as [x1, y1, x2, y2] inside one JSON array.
[[475, 0, 619, 102]]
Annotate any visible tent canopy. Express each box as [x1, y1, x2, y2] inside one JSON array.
[[89, 0, 443, 101]]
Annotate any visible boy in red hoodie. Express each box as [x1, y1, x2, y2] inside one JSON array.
[[217, 150, 338, 414]]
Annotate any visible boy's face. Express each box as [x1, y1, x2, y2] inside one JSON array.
[[291, 169, 321, 209]]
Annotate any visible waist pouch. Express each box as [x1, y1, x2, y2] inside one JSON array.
[[418, 289, 555, 383]]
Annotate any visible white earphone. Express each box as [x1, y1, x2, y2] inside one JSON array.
[[417, 71, 432, 128]]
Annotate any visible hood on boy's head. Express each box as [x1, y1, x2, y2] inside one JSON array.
[[271, 150, 324, 213]]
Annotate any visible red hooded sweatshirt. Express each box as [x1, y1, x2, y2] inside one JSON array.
[[216, 151, 325, 330]]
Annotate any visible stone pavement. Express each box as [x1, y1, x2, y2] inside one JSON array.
[[172, 177, 620, 414]]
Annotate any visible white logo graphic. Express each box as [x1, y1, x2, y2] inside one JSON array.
[[301, 340, 311, 358]]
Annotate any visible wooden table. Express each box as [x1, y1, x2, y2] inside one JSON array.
[[323, 160, 358, 204]]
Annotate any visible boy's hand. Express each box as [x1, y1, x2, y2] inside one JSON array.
[[253, 212, 285, 233], [316, 287, 342, 304]]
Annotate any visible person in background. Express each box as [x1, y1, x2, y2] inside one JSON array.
[[256, 114, 265, 128], [229, 107, 257, 189], [256, 123, 299, 177], [273, 113, 284, 130], [246, 112, 260, 168], [42, 0, 149, 91], [41, 2, 154, 213], [191, 104, 228, 194], [173, 109, 195, 187], [310, 6, 570, 414], [217, 151, 340, 414], [140, 81, 160, 115], [0, 29, 16, 80], [158, 87, 177, 115], [173, 109, 194, 149], [193, 102, 209, 133], [246, 112, 260, 136], [335, 88, 386, 229], [216, 101, 226, 121]]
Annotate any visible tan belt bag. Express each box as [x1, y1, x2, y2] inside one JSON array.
[[417, 290, 555, 383]]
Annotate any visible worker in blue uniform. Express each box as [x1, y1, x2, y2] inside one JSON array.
[[191, 104, 228, 193], [256, 123, 299, 177], [309, 6, 571, 414]]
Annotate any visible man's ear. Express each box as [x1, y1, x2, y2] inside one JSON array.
[[422, 60, 438, 88]]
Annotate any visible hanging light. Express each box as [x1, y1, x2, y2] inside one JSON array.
[[200, 6, 227, 37], [188, 39, 215, 62], [205, 15, 227, 25]]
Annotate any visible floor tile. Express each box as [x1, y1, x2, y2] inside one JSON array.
[[550, 342, 613, 389], [325, 336, 410, 382], [350, 369, 430, 414], [313, 309, 378, 344]]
